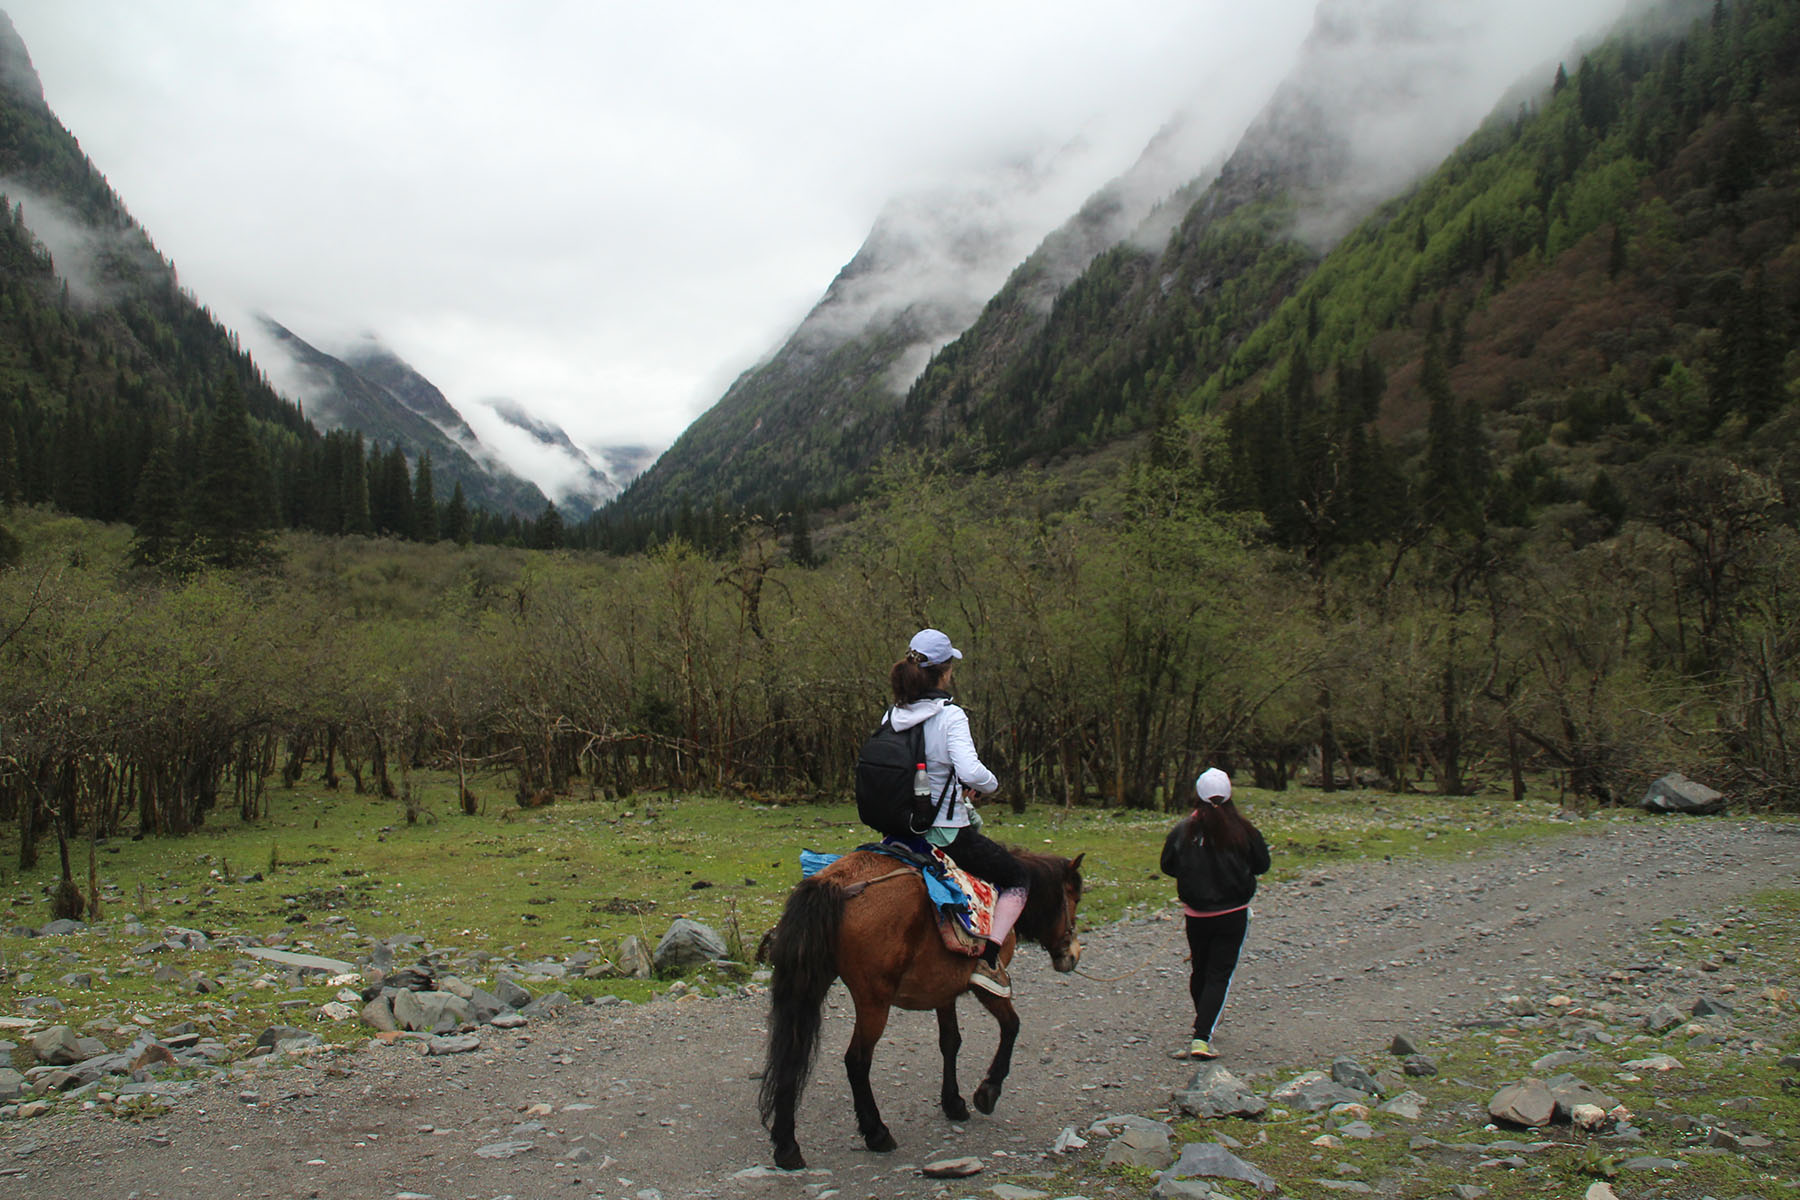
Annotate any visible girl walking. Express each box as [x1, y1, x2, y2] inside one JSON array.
[[1160, 767, 1270, 1059]]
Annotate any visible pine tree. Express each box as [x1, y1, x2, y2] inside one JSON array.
[[443, 481, 472, 546], [130, 442, 185, 569], [189, 375, 273, 568], [788, 501, 814, 566], [531, 502, 565, 551], [411, 454, 437, 541], [0, 423, 18, 507]]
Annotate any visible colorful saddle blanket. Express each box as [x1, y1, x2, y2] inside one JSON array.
[[800, 839, 998, 956]]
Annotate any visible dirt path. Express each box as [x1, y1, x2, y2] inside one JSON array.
[[4, 818, 1797, 1200]]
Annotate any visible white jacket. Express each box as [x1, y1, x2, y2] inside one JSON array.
[[886, 698, 999, 829]]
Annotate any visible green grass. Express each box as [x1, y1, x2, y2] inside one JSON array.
[[0, 774, 1730, 1075]]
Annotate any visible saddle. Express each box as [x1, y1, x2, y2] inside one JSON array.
[[800, 841, 999, 957]]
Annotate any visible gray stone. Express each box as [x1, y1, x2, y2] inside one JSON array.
[[920, 1156, 983, 1178], [361, 994, 398, 1032], [988, 1186, 1047, 1200], [1402, 1054, 1438, 1076], [467, 986, 508, 1023], [617, 935, 653, 979], [274, 1033, 325, 1054], [1088, 1113, 1174, 1139], [1639, 772, 1724, 814], [492, 975, 533, 1009], [30, 1026, 82, 1066], [1530, 1049, 1590, 1071], [392, 990, 472, 1034], [0, 1068, 26, 1101], [1691, 994, 1734, 1017], [1378, 1090, 1426, 1120], [1161, 1142, 1278, 1193], [242, 947, 355, 975], [253, 1025, 308, 1050], [519, 991, 571, 1018], [1450, 1187, 1488, 1200], [1488, 1078, 1557, 1127], [1102, 1126, 1174, 1170], [473, 1139, 535, 1159], [1644, 1003, 1686, 1032], [1337, 1120, 1375, 1139], [1388, 1034, 1417, 1056], [1617, 1156, 1682, 1171], [1271, 1070, 1367, 1112], [1331, 1057, 1381, 1096], [1546, 1073, 1617, 1120], [426, 1033, 481, 1055], [652, 918, 728, 973], [1151, 1180, 1223, 1200], [38, 919, 85, 936], [1173, 1063, 1268, 1119]]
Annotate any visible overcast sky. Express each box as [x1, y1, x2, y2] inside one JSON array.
[[5, 0, 1627, 461], [3, 0, 1329, 453]]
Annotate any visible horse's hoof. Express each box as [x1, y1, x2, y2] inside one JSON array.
[[943, 1096, 970, 1121], [773, 1144, 807, 1171], [865, 1127, 898, 1153], [973, 1083, 999, 1115]]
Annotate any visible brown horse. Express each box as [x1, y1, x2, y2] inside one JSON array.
[[757, 848, 1084, 1170]]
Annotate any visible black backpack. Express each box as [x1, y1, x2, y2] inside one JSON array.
[[854, 709, 951, 837]]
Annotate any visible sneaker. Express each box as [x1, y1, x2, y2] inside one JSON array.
[[968, 959, 1012, 998], [1188, 1038, 1219, 1060]]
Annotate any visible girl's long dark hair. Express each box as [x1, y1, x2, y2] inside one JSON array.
[[890, 653, 950, 704], [1184, 798, 1255, 853]]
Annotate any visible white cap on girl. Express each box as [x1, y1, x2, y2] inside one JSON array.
[[1195, 767, 1232, 804]]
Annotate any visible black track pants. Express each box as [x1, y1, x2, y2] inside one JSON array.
[[1184, 907, 1249, 1040]]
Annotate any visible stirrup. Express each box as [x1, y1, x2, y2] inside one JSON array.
[[968, 959, 1012, 998]]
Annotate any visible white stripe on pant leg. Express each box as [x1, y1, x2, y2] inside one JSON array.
[[1209, 909, 1249, 1039]]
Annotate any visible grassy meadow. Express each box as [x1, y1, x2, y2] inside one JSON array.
[[0, 773, 1616, 1051]]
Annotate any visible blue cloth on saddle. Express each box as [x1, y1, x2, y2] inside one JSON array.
[[799, 837, 974, 922]]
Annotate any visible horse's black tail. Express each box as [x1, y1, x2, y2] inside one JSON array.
[[757, 876, 844, 1135]]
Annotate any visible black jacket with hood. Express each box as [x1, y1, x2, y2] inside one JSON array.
[[1160, 817, 1271, 913]]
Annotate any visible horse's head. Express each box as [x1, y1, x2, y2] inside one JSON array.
[[1047, 852, 1084, 973]]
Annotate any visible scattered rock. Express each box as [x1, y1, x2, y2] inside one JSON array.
[[617, 936, 653, 979], [473, 1139, 535, 1159], [1639, 772, 1724, 815], [1488, 1078, 1556, 1127], [492, 975, 533, 1010], [1173, 1063, 1268, 1119], [392, 990, 472, 1034], [1621, 1054, 1682, 1072], [1402, 1054, 1438, 1077], [1102, 1125, 1174, 1170], [30, 1026, 82, 1066], [1330, 1057, 1381, 1096], [1377, 1090, 1426, 1120], [1160, 1142, 1279, 1193], [1271, 1070, 1368, 1112], [920, 1156, 983, 1178], [652, 918, 728, 973], [426, 1034, 481, 1055], [1388, 1034, 1417, 1056]]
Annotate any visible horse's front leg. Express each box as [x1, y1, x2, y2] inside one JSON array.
[[936, 1004, 970, 1121], [967, 990, 1020, 1115], [845, 998, 898, 1152]]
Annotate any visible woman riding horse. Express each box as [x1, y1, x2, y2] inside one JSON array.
[[757, 843, 1084, 1170], [883, 628, 1029, 996]]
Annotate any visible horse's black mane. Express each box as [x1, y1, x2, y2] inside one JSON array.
[[1009, 850, 1081, 946]]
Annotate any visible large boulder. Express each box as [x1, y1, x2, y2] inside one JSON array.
[[1173, 1063, 1268, 1119], [30, 1026, 82, 1066], [1639, 772, 1725, 815], [653, 919, 728, 973], [1489, 1078, 1557, 1127], [392, 989, 472, 1034]]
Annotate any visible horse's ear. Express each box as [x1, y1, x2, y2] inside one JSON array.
[[1069, 852, 1085, 872]]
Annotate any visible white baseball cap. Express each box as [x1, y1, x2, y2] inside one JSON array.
[[908, 628, 963, 667], [1195, 767, 1232, 804]]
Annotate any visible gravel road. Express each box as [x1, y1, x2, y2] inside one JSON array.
[[3, 817, 1796, 1200]]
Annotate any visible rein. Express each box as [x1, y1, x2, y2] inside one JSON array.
[[840, 868, 914, 897]]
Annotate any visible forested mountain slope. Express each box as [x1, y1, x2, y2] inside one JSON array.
[[0, 11, 559, 557]]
